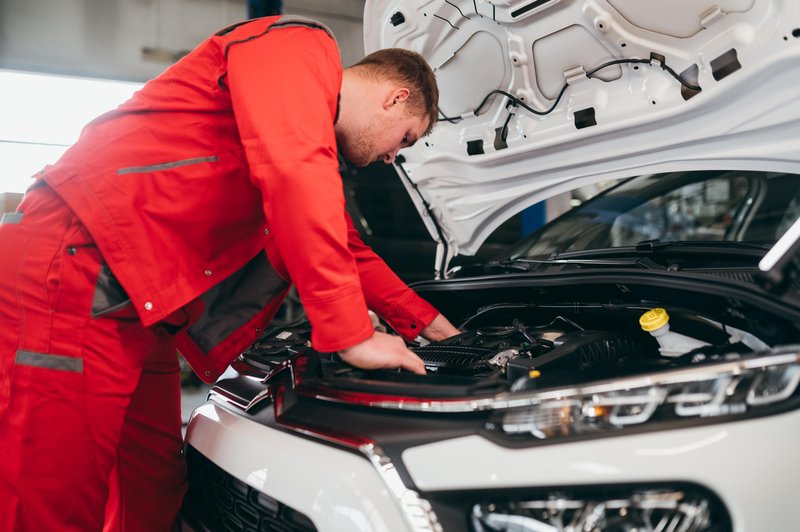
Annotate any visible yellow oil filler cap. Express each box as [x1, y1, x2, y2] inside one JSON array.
[[639, 308, 669, 332]]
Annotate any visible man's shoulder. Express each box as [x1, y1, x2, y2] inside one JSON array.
[[215, 15, 336, 44]]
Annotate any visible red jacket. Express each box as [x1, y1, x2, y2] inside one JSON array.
[[40, 16, 439, 382]]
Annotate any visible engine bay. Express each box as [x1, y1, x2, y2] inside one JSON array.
[[230, 266, 800, 400], [243, 298, 775, 395], [410, 315, 662, 381]]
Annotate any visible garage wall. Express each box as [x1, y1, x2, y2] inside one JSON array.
[[0, 0, 366, 82]]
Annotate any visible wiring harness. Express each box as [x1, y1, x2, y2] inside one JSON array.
[[440, 55, 702, 125]]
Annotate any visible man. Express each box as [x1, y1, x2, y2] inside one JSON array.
[[0, 15, 459, 531]]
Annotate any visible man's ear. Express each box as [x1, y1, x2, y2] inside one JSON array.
[[383, 87, 410, 109]]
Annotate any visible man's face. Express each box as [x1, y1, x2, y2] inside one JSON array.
[[341, 102, 430, 168]]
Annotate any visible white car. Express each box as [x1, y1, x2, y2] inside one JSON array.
[[182, 1, 800, 530]]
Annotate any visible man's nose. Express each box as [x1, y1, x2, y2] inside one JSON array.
[[383, 147, 401, 164]]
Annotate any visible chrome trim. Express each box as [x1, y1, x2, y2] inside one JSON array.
[[359, 444, 443, 532], [116, 155, 218, 175], [15, 350, 83, 372], [208, 381, 272, 412], [300, 349, 800, 413], [270, 419, 444, 532], [207, 386, 247, 410], [208, 360, 294, 411]]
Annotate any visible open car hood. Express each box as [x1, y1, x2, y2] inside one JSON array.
[[363, 0, 800, 275]]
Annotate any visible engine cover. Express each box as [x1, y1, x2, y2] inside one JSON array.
[[413, 322, 659, 380]]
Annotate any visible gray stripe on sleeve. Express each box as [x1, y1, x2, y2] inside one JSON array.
[[1, 213, 23, 224]]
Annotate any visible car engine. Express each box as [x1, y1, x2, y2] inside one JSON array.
[[244, 298, 768, 393], [412, 318, 660, 381]]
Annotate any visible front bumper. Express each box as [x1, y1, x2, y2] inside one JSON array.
[[184, 397, 800, 531], [184, 401, 414, 532]]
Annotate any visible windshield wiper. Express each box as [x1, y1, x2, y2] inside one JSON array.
[[519, 239, 770, 262], [488, 255, 651, 272], [490, 241, 771, 273], [632, 239, 770, 252]]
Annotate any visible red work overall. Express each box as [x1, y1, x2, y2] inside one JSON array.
[[0, 15, 438, 530], [0, 185, 186, 530]]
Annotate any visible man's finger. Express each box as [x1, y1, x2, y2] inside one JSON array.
[[404, 351, 427, 375]]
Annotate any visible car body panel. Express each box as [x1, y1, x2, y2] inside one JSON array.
[[364, 0, 800, 266], [186, 394, 800, 531], [402, 409, 800, 529], [186, 402, 410, 532]]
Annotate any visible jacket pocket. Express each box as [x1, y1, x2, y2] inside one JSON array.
[[91, 263, 133, 318], [49, 231, 104, 315]]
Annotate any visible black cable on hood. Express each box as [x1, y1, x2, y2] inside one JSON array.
[[438, 55, 701, 123]]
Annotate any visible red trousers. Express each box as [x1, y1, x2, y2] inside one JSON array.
[[0, 185, 186, 531]]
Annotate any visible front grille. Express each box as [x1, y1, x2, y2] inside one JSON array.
[[182, 445, 317, 532]]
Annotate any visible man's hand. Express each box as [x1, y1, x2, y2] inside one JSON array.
[[420, 313, 460, 342], [338, 331, 426, 375]]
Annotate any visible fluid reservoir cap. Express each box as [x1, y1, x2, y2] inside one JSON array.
[[640, 307, 669, 331]]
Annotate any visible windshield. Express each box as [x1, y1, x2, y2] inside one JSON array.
[[508, 170, 800, 259]]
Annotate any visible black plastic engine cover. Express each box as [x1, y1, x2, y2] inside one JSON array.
[[507, 330, 659, 381]]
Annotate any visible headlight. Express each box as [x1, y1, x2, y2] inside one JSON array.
[[488, 351, 800, 441], [469, 484, 730, 532]]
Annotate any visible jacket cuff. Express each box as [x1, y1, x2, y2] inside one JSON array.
[[381, 292, 440, 342], [305, 287, 375, 352]]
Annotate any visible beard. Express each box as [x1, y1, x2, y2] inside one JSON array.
[[339, 117, 384, 168]]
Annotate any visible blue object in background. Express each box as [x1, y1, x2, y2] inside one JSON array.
[[248, 0, 282, 18], [521, 201, 546, 236]]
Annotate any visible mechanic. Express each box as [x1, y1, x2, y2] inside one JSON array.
[[0, 15, 460, 531]]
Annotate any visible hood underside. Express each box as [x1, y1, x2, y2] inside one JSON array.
[[363, 0, 800, 264]]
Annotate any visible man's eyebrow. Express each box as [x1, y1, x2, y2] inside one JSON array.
[[407, 134, 419, 147]]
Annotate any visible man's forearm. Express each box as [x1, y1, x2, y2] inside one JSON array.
[[420, 313, 460, 341]]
